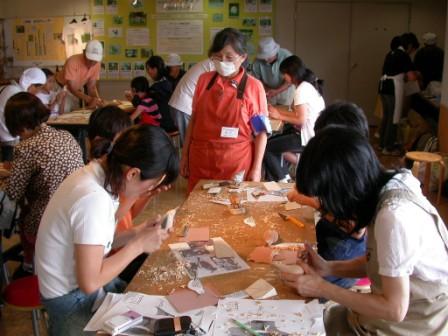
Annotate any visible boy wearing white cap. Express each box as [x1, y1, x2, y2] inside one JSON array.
[[0, 67, 46, 161], [252, 37, 295, 105], [55, 40, 104, 111], [166, 53, 186, 90]]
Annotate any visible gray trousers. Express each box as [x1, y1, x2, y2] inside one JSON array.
[[169, 106, 191, 147]]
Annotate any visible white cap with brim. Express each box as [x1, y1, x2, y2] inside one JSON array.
[[257, 37, 280, 60], [422, 32, 437, 45], [166, 53, 183, 66], [19, 67, 46, 91], [85, 40, 103, 62]]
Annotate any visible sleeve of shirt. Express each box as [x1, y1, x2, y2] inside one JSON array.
[[5, 145, 34, 201], [293, 82, 312, 106], [251, 62, 261, 80], [251, 78, 268, 117], [374, 202, 422, 277], [90, 63, 101, 81], [63, 58, 80, 82], [71, 192, 115, 247]]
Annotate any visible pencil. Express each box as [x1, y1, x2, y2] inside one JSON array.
[[231, 319, 262, 336]]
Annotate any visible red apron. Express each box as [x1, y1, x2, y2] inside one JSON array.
[[188, 71, 254, 192]]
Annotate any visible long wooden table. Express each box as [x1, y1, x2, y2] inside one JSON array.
[[47, 101, 134, 161], [127, 181, 316, 300]]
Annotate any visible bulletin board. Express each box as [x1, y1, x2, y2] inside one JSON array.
[[11, 17, 67, 66], [91, 0, 275, 80]]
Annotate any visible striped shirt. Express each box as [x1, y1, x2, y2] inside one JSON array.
[[137, 97, 161, 126]]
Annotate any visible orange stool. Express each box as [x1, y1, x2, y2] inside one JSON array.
[[3, 275, 46, 336], [405, 151, 445, 204]]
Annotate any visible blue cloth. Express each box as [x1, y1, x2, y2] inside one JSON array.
[[41, 277, 127, 336], [316, 218, 366, 289]]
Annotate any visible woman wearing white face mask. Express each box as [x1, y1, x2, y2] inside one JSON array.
[[180, 28, 269, 192]]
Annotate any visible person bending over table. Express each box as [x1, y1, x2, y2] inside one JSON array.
[[35, 125, 179, 335], [287, 102, 368, 290], [3, 93, 83, 278], [55, 40, 104, 111], [263, 55, 325, 182], [280, 126, 448, 335], [181, 27, 269, 192]]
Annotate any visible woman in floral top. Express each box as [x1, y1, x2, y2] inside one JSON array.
[[4, 92, 84, 276]]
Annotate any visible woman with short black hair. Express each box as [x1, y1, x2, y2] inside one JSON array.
[[3, 92, 83, 278], [263, 55, 325, 182], [181, 27, 268, 192], [35, 125, 178, 335], [281, 126, 448, 335]]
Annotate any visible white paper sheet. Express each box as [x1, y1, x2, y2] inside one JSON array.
[[85, 292, 216, 333], [212, 298, 325, 336]]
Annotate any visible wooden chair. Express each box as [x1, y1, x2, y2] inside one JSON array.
[[405, 151, 445, 204]]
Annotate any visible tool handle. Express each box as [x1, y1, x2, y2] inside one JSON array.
[[287, 216, 305, 228]]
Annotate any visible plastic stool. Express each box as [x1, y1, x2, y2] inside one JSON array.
[[3, 275, 46, 336], [405, 151, 445, 204]]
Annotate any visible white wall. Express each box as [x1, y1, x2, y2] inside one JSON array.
[[275, 0, 447, 52]]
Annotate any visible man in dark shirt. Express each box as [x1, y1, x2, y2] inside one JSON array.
[[414, 32, 444, 90]]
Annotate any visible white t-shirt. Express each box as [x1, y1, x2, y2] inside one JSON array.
[[0, 82, 23, 142], [36, 90, 60, 116], [375, 171, 448, 284], [168, 59, 215, 116], [35, 161, 119, 299], [292, 81, 325, 146]]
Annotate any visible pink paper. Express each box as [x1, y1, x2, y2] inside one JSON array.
[[248, 246, 273, 264], [166, 284, 220, 313], [182, 227, 210, 242]]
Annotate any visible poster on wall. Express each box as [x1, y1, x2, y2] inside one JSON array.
[[259, 0, 272, 12], [12, 17, 66, 65], [259, 16, 272, 35], [209, 0, 224, 8], [244, 0, 257, 13], [156, 0, 203, 12], [126, 28, 150, 46], [229, 3, 240, 18], [93, 19, 105, 36], [157, 20, 203, 55], [108, 27, 123, 38], [134, 62, 146, 76], [93, 0, 105, 14], [106, 0, 118, 14], [108, 62, 119, 78], [120, 62, 132, 79]]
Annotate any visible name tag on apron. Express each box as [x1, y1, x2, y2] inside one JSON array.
[[221, 127, 239, 138]]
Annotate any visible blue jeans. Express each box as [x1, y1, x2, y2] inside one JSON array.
[[41, 278, 127, 336], [316, 218, 366, 289]]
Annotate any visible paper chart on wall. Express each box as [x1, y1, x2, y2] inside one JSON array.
[[212, 298, 325, 336], [259, 0, 273, 12], [244, 0, 258, 13], [157, 20, 203, 55], [93, 19, 105, 37], [126, 28, 150, 46]]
